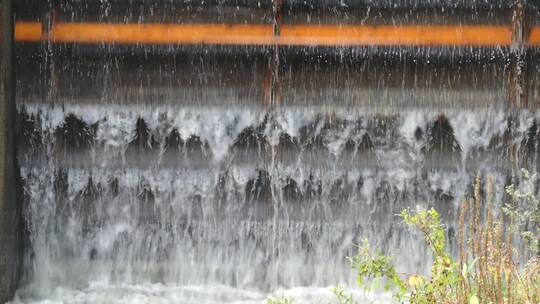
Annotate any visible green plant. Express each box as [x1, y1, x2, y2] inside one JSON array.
[[266, 295, 295, 304], [402, 208, 461, 303], [347, 239, 406, 300], [350, 208, 460, 303], [265, 288, 358, 304], [351, 174, 540, 304], [504, 169, 540, 254], [330, 285, 355, 304]]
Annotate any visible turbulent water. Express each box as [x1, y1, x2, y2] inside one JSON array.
[[10, 0, 540, 301], [10, 102, 540, 303]]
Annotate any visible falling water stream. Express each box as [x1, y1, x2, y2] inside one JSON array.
[[10, 1, 540, 303], [12, 103, 540, 303]]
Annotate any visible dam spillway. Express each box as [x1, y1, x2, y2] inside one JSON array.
[[7, 1, 540, 303]]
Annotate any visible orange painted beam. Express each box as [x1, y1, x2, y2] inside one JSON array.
[[15, 22, 42, 42], [280, 25, 511, 46], [15, 22, 275, 45], [53, 23, 274, 45], [529, 27, 540, 46], [13, 21, 540, 47]]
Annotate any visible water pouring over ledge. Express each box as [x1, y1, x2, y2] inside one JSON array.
[[10, 1, 540, 303]]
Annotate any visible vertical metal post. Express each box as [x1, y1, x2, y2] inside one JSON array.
[[272, 0, 284, 163], [271, 0, 283, 107], [43, 0, 59, 105], [264, 0, 283, 107], [509, 0, 528, 108], [0, 0, 23, 301], [273, 0, 283, 37]]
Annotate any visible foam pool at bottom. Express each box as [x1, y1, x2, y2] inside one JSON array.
[[10, 282, 393, 304]]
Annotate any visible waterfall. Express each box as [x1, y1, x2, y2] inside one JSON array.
[[12, 102, 537, 303], [10, 1, 540, 302]]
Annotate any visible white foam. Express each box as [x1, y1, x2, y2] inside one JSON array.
[[11, 283, 393, 304]]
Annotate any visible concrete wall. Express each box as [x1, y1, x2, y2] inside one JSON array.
[[0, 0, 23, 302]]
